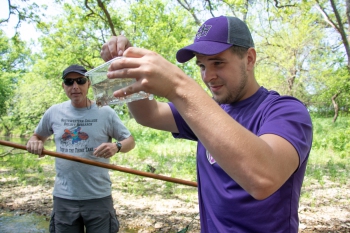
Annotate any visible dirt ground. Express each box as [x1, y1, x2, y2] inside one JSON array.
[[0, 173, 349, 233]]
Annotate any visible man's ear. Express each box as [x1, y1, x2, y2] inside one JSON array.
[[246, 48, 256, 71]]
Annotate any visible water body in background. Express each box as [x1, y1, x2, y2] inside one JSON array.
[[0, 210, 140, 233], [0, 212, 48, 233]]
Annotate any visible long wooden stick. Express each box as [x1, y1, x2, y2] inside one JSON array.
[[0, 140, 197, 187]]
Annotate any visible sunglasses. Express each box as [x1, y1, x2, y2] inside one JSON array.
[[63, 77, 88, 86]]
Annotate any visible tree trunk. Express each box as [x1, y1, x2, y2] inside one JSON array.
[[287, 68, 296, 96], [331, 92, 340, 123]]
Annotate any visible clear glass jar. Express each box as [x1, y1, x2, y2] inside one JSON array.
[[85, 57, 153, 107]]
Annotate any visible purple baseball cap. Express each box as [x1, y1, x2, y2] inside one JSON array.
[[176, 16, 255, 63]]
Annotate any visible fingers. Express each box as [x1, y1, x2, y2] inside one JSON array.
[[107, 56, 139, 74], [106, 47, 178, 100], [95, 152, 111, 159], [95, 151, 110, 158], [107, 48, 150, 80], [106, 54, 145, 97], [101, 35, 132, 62], [108, 66, 145, 98], [114, 35, 132, 56], [113, 83, 144, 99], [100, 43, 114, 62], [106, 48, 171, 98], [123, 47, 151, 58], [26, 140, 44, 157], [93, 143, 114, 158]]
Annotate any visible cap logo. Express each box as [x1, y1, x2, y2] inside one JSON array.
[[196, 24, 212, 39]]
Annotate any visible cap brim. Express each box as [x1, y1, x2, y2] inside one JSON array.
[[176, 41, 233, 63]]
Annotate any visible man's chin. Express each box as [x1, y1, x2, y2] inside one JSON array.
[[212, 95, 226, 104], [214, 96, 234, 105], [70, 97, 85, 105]]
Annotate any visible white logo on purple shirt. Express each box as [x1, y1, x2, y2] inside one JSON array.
[[206, 150, 216, 165]]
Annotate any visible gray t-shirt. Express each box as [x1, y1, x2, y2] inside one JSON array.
[[35, 100, 131, 200]]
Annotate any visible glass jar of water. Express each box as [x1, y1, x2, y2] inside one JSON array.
[[85, 57, 153, 106]]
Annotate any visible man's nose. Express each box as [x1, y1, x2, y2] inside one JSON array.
[[72, 80, 79, 88], [202, 68, 216, 83]]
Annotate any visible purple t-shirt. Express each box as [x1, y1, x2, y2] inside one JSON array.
[[169, 87, 313, 233]]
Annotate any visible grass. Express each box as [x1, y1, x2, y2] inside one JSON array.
[[1, 116, 349, 201], [300, 116, 350, 201], [305, 116, 350, 182], [113, 119, 197, 180], [107, 119, 198, 197], [0, 144, 56, 187]]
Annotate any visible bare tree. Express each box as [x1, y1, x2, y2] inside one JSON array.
[[0, 0, 41, 36], [315, 0, 350, 122]]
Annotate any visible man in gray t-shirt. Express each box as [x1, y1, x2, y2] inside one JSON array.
[[26, 64, 135, 233]]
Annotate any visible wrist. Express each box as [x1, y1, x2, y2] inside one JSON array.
[[116, 141, 122, 153]]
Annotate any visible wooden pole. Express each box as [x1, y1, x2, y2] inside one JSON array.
[[0, 140, 197, 187]]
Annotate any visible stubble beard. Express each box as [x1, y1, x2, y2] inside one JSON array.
[[213, 65, 248, 105]]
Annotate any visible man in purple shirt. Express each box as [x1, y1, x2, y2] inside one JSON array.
[[101, 16, 313, 233]]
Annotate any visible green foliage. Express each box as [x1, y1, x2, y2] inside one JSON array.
[[255, 3, 324, 105], [0, 151, 54, 186], [309, 66, 350, 117], [4, 0, 348, 134], [37, 6, 106, 72], [304, 116, 350, 188], [0, 30, 31, 116], [126, 0, 201, 84], [311, 116, 350, 156], [6, 73, 66, 136], [0, 72, 13, 116], [110, 119, 197, 183]]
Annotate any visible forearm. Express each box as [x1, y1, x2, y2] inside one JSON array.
[[127, 99, 158, 126], [128, 99, 178, 133]]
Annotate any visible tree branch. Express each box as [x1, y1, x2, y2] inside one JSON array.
[[176, 0, 201, 25], [329, 0, 350, 67], [96, 0, 117, 36], [0, 148, 15, 157], [205, 0, 215, 18], [315, 0, 339, 30], [315, 0, 350, 68], [273, 0, 296, 8], [84, 0, 107, 24], [0, 0, 11, 24]]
